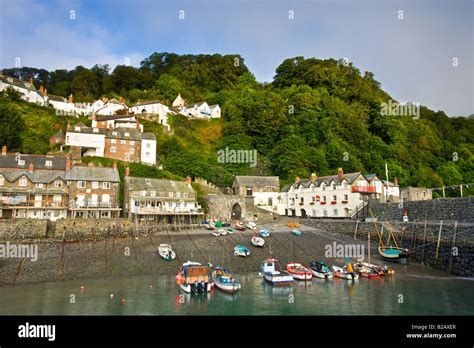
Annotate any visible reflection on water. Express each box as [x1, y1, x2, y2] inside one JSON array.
[[0, 272, 473, 315]]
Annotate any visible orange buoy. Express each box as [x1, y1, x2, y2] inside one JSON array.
[[121, 298, 127, 305]]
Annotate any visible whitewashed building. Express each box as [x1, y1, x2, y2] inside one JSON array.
[[172, 94, 186, 108], [129, 100, 171, 127], [180, 102, 212, 118], [0, 74, 46, 105], [95, 98, 128, 116], [210, 105, 221, 118], [232, 176, 280, 213]]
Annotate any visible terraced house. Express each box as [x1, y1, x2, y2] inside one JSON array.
[[123, 175, 202, 223], [0, 147, 68, 220]]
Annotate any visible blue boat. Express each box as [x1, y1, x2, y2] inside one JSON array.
[[259, 229, 270, 237], [292, 229, 302, 236], [234, 245, 251, 257], [212, 267, 241, 293]]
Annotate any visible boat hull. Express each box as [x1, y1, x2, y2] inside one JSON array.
[[263, 273, 294, 285], [310, 269, 333, 279], [179, 282, 213, 294]]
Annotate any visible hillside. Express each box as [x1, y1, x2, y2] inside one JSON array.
[[1, 53, 473, 197]]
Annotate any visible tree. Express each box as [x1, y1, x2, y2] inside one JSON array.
[[0, 101, 25, 150]]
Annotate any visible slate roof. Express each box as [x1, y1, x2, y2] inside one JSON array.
[[233, 176, 280, 188], [140, 132, 156, 140], [95, 115, 134, 122], [126, 177, 194, 193], [106, 128, 142, 141], [0, 168, 65, 184], [0, 74, 39, 92], [65, 166, 120, 182], [132, 100, 167, 107], [288, 172, 366, 190], [0, 153, 68, 171], [48, 94, 67, 102]]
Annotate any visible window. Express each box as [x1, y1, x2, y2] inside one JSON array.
[[54, 180, 62, 188], [111, 139, 116, 144], [323, 210, 327, 217], [146, 143, 151, 149], [18, 160, 25, 166], [112, 131, 118, 136], [183, 192, 189, 198], [322, 196, 326, 202], [45, 160, 52, 167], [110, 146, 116, 153], [246, 188, 253, 196], [333, 195, 337, 201], [19, 178, 27, 187], [141, 191, 146, 197], [334, 209, 338, 216], [120, 140, 126, 145], [130, 141, 135, 146], [168, 202, 173, 208], [332, 183, 336, 190], [0, 175, 4, 186], [168, 192, 173, 198], [102, 194, 110, 203], [124, 132, 130, 137], [102, 182, 110, 189], [77, 181, 86, 188], [92, 181, 99, 189], [322, 184, 326, 191], [129, 148, 135, 154], [176, 192, 181, 198], [35, 183, 44, 189], [145, 152, 150, 158], [344, 194, 348, 200], [150, 191, 156, 197]]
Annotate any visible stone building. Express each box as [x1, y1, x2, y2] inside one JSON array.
[[232, 176, 280, 212], [400, 187, 433, 201]]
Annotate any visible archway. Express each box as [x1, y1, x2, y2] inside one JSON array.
[[231, 203, 242, 220], [300, 209, 306, 218]]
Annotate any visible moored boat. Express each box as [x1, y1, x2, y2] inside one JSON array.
[[291, 229, 302, 236], [211, 230, 221, 237], [354, 263, 382, 279], [251, 236, 265, 247], [245, 221, 257, 230], [309, 261, 333, 279], [158, 244, 176, 261], [175, 261, 213, 293], [225, 228, 234, 234], [259, 229, 270, 237], [211, 267, 241, 293], [286, 262, 312, 280], [234, 245, 251, 257], [332, 265, 359, 280], [379, 246, 408, 263], [219, 228, 228, 236], [260, 258, 294, 285], [235, 222, 246, 231]]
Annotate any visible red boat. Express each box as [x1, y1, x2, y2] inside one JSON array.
[[355, 263, 382, 279], [286, 262, 313, 281]]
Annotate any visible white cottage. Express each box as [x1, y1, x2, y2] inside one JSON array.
[[0, 74, 46, 105]]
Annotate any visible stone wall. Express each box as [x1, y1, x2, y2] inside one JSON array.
[[299, 219, 474, 277], [0, 219, 48, 240], [205, 194, 247, 221], [54, 219, 133, 241], [368, 196, 474, 222]]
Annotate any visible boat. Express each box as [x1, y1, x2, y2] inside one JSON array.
[[286, 262, 312, 280], [309, 261, 333, 279], [222, 222, 232, 227], [245, 221, 257, 230], [369, 210, 408, 263], [225, 228, 234, 234], [211, 267, 241, 293], [234, 245, 251, 257], [219, 228, 228, 236], [332, 265, 359, 280], [251, 236, 265, 247], [235, 222, 246, 231], [205, 223, 215, 230], [211, 230, 221, 237], [354, 262, 382, 279], [214, 221, 224, 228], [158, 244, 176, 260], [259, 229, 270, 237], [260, 258, 294, 285], [292, 229, 302, 236], [175, 261, 213, 293]]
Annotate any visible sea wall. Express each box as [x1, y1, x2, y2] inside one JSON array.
[[0, 219, 47, 240], [299, 219, 474, 277], [368, 196, 474, 222]]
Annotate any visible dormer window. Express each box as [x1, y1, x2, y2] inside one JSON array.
[[45, 160, 52, 167], [124, 132, 130, 137], [75, 126, 81, 131], [93, 128, 99, 133], [18, 160, 25, 166], [19, 178, 27, 187], [112, 131, 118, 136]]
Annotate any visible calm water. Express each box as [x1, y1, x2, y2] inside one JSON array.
[[1, 273, 473, 315]]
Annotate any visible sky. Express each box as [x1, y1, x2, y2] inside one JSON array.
[[0, 0, 472, 116]]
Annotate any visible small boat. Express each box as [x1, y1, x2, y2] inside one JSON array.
[[309, 261, 333, 279], [225, 228, 234, 234], [286, 263, 312, 281], [292, 229, 302, 236], [235, 222, 246, 231], [234, 245, 251, 257], [356, 261, 393, 276], [354, 263, 382, 279], [211, 267, 241, 293], [259, 229, 270, 238], [206, 223, 215, 230], [214, 221, 224, 228], [222, 222, 232, 227], [251, 236, 265, 247], [158, 244, 176, 261], [332, 265, 359, 280], [260, 258, 293, 285], [211, 230, 221, 237], [175, 261, 213, 293], [245, 221, 257, 230], [219, 228, 228, 236], [379, 246, 408, 263]]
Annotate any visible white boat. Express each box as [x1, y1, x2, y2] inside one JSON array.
[[286, 262, 313, 281], [309, 261, 333, 279], [251, 236, 265, 247], [332, 265, 359, 280], [234, 245, 251, 257], [211, 267, 241, 293], [211, 230, 221, 237], [245, 221, 257, 230], [158, 244, 176, 261], [175, 261, 213, 293], [219, 228, 228, 236], [260, 258, 293, 285]]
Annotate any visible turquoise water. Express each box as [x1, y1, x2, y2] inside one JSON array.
[[0, 273, 473, 315]]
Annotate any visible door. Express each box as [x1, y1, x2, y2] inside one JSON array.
[[231, 203, 242, 220]]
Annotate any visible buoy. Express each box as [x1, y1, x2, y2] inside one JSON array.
[[110, 294, 114, 299], [80, 286, 85, 292], [121, 298, 127, 305]]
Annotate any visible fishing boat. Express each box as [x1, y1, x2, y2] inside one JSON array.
[[259, 229, 270, 237], [175, 261, 213, 294], [225, 228, 234, 234], [286, 262, 312, 281], [260, 258, 294, 285], [245, 221, 257, 230], [205, 223, 215, 230], [214, 221, 224, 228], [234, 245, 251, 257], [251, 236, 265, 247], [219, 228, 228, 236], [292, 229, 302, 236], [235, 222, 246, 231], [332, 265, 359, 280], [309, 261, 333, 279], [369, 210, 408, 263], [211, 267, 241, 293], [354, 263, 382, 279], [158, 244, 176, 261], [211, 230, 221, 237]]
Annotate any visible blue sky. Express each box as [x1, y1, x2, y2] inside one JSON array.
[[0, 0, 472, 116]]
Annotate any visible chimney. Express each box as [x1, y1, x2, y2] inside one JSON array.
[[394, 176, 398, 186], [125, 167, 130, 177], [68, 94, 73, 103], [295, 176, 301, 184], [337, 167, 344, 182], [102, 97, 108, 103], [28, 78, 33, 85], [310, 173, 317, 183], [184, 176, 192, 185], [28, 162, 34, 173], [2, 145, 6, 156], [113, 162, 117, 170], [66, 157, 71, 171], [39, 85, 44, 93], [44, 88, 47, 95]]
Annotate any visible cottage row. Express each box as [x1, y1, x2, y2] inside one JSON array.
[[0, 147, 201, 222]]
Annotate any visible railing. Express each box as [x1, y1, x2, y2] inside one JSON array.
[[350, 201, 368, 220], [351, 186, 376, 193], [69, 202, 118, 209]]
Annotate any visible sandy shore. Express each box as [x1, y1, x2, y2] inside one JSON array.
[[0, 222, 452, 286]]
